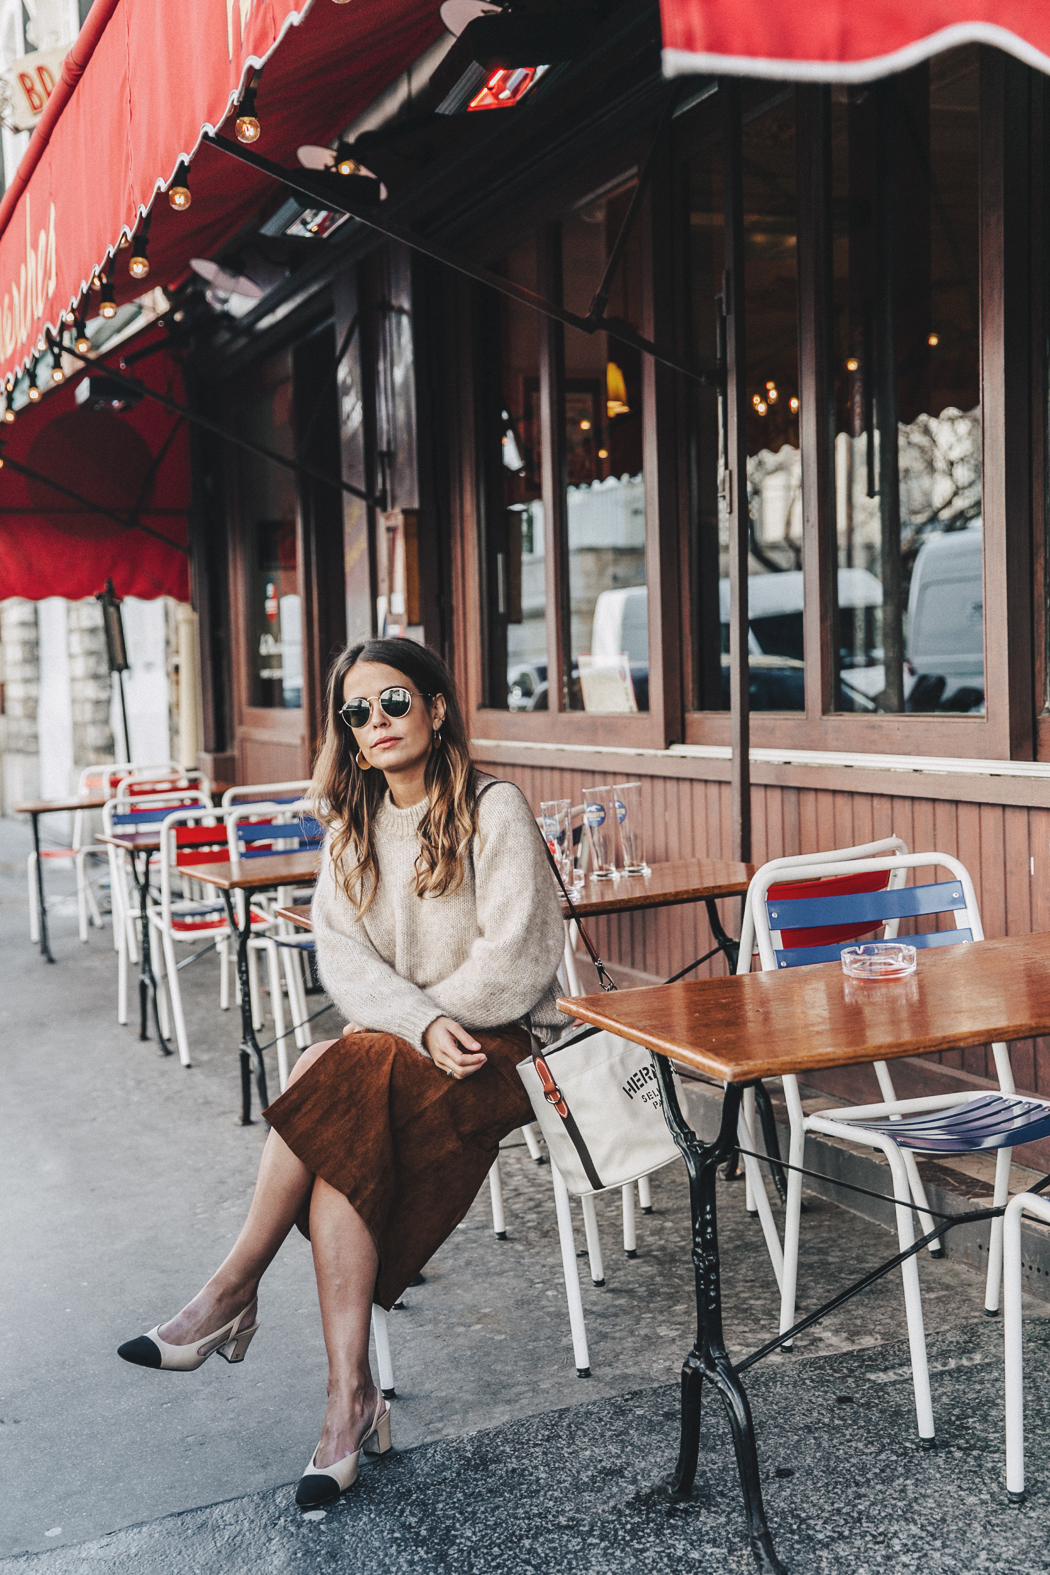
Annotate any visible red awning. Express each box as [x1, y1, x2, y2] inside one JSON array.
[[0, 326, 190, 601], [0, 0, 443, 387], [661, 0, 1050, 81]]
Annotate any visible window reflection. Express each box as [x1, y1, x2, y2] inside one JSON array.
[[487, 244, 547, 710], [564, 183, 648, 712], [738, 90, 805, 711], [241, 366, 302, 710], [831, 49, 983, 714]]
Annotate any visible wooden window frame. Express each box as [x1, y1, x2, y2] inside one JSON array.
[[461, 166, 678, 751], [460, 53, 1038, 764]]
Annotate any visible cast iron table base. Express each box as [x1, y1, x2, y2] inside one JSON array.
[[221, 889, 270, 1125]]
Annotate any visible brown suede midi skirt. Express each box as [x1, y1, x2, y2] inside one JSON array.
[[263, 1025, 535, 1309]]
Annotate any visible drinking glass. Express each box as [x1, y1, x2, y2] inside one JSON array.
[[582, 785, 617, 878], [539, 798, 573, 886], [613, 781, 647, 873]]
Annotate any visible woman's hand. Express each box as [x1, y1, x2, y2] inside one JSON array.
[[425, 1016, 487, 1079]]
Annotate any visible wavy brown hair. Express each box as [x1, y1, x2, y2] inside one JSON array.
[[311, 638, 479, 913]]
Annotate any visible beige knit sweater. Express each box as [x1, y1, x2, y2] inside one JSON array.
[[312, 779, 569, 1053]]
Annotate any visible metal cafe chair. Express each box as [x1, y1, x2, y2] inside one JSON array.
[[750, 850, 1050, 1446], [225, 803, 324, 1089], [220, 779, 313, 813], [1003, 1189, 1050, 1504], [25, 765, 111, 944], [149, 806, 276, 1069], [102, 787, 212, 1026]]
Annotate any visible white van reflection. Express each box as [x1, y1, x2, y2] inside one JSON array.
[[506, 529, 983, 713], [905, 525, 984, 712]]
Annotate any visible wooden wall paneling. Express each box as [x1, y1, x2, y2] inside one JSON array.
[[538, 222, 568, 718]]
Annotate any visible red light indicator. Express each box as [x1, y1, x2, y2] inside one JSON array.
[[468, 66, 541, 111]]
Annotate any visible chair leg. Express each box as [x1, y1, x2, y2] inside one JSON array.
[[218, 935, 230, 1011], [580, 1193, 605, 1286], [551, 1163, 591, 1377], [743, 1085, 757, 1215], [985, 1147, 1013, 1315], [737, 1107, 784, 1293], [873, 1061, 940, 1253], [247, 946, 263, 1031], [75, 855, 89, 943], [621, 1183, 637, 1257], [280, 945, 311, 1051], [117, 914, 129, 1025], [1004, 1198, 1027, 1502], [81, 853, 104, 929], [522, 1122, 544, 1163], [881, 1137, 935, 1444], [161, 928, 191, 1067], [26, 852, 39, 943], [371, 1305, 396, 1399], [258, 940, 291, 1092], [778, 1077, 807, 1347], [153, 932, 172, 1043], [488, 1158, 507, 1239], [637, 1173, 653, 1212], [562, 922, 583, 997]]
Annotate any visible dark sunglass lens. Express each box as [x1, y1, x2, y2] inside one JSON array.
[[343, 700, 371, 729], [381, 687, 412, 718]]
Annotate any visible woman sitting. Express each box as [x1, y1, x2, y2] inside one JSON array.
[[118, 638, 567, 1508]]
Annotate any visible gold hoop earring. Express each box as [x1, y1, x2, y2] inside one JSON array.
[[356, 749, 371, 771]]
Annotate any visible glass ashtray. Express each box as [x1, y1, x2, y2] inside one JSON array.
[[840, 942, 917, 980]]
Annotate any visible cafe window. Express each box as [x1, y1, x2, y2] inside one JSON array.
[[238, 358, 303, 710], [830, 49, 983, 715], [740, 89, 804, 712], [563, 183, 648, 713]]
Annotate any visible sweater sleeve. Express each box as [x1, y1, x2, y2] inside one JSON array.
[[311, 845, 443, 1054], [427, 783, 567, 1030]]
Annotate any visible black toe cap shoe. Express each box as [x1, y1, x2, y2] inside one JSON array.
[[117, 1335, 163, 1368], [295, 1473, 341, 1509]]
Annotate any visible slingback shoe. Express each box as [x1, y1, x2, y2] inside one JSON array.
[[117, 1306, 260, 1371], [296, 1394, 392, 1508]]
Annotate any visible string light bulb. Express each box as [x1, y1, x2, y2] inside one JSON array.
[[334, 141, 358, 175], [927, 332, 939, 347], [63, 309, 75, 325], [27, 364, 41, 402], [129, 218, 150, 280], [846, 357, 859, 372], [168, 161, 192, 210], [74, 321, 91, 355], [235, 81, 261, 144], [4, 389, 15, 423], [50, 345, 65, 383], [789, 396, 799, 413], [99, 271, 118, 319]]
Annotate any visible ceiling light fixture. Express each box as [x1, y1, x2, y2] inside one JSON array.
[[168, 161, 192, 210], [606, 361, 629, 419]]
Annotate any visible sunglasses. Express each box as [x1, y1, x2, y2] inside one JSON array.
[[338, 686, 431, 731]]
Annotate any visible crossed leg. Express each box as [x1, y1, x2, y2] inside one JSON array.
[[157, 1039, 381, 1466]]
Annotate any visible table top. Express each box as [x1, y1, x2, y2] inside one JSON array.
[[96, 830, 162, 852], [559, 857, 754, 919], [17, 794, 109, 815], [180, 851, 321, 891], [276, 903, 312, 929], [561, 931, 1050, 1084]]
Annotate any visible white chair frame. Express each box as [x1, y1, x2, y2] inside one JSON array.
[[751, 848, 1035, 1446], [1003, 1189, 1050, 1503]]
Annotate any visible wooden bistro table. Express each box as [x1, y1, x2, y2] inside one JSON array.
[[180, 853, 321, 1124], [562, 932, 1050, 1575], [96, 828, 170, 1050], [559, 857, 753, 972], [16, 793, 108, 962]]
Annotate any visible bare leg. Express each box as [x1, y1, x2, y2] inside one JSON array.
[[310, 1177, 381, 1469], [159, 1040, 337, 1344]]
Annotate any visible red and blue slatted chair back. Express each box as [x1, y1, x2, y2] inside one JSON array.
[[765, 868, 972, 969], [231, 815, 323, 861], [173, 822, 231, 869]]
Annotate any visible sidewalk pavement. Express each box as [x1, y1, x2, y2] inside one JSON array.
[[2, 814, 1050, 1574]]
